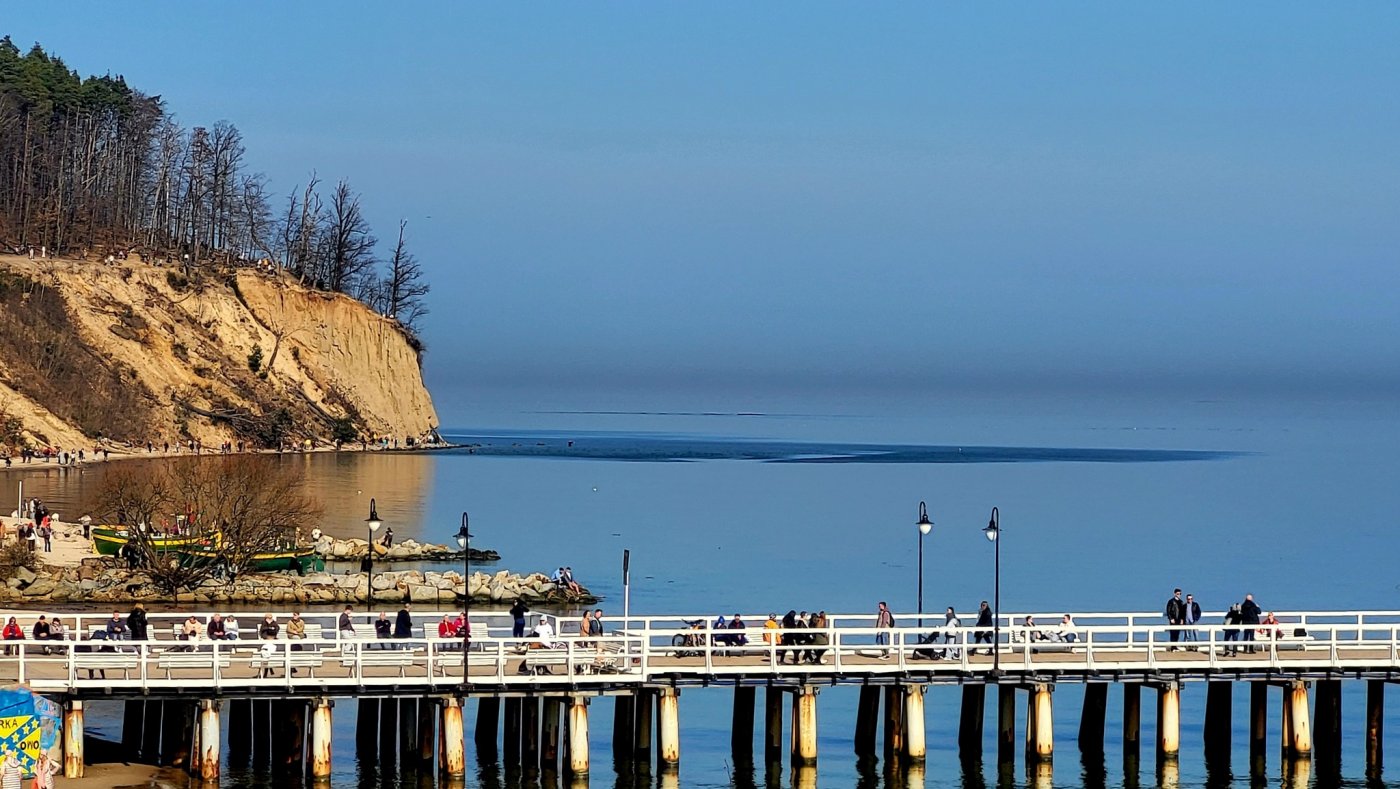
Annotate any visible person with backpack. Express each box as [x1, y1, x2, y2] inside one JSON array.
[[875, 601, 894, 659]]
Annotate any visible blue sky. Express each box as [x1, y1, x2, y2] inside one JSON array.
[[7, 5, 1400, 417]]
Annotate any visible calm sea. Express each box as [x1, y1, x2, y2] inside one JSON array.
[[8, 391, 1399, 787]]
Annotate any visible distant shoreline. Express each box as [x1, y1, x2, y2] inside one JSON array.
[[0, 441, 459, 475]]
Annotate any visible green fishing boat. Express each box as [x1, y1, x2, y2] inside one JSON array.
[[91, 528, 205, 556], [176, 546, 321, 573]]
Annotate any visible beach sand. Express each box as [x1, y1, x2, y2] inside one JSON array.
[[57, 761, 179, 787]]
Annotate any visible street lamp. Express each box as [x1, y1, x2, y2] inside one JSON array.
[[916, 501, 933, 628], [454, 512, 472, 655], [364, 499, 382, 604], [983, 506, 1000, 672]]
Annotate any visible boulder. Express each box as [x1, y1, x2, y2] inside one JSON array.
[[22, 579, 56, 597], [11, 566, 36, 587], [407, 583, 438, 603]]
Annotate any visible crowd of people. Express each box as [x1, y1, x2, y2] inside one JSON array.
[[1166, 589, 1286, 655]]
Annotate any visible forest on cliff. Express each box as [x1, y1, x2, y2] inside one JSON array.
[[0, 38, 428, 334]]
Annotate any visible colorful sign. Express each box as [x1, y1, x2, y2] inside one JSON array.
[[0, 689, 60, 772]]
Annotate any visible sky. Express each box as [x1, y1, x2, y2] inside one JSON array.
[[6, 4, 1400, 419]]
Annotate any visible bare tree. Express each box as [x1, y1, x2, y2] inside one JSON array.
[[383, 219, 430, 331], [319, 179, 376, 293]]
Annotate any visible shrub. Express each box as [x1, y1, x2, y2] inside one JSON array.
[[247, 344, 263, 373]]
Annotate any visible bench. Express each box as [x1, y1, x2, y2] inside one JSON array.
[[249, 651, 327, 677], [1257, 629, 1317, 650], [434, 652, 507, 676], [521, 651, 571, 675], [339, 650, 420, 677], [156, 652, 232, 678], [72, 651, 142, 679]]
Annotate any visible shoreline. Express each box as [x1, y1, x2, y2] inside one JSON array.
[[1, 440, 459, 474]]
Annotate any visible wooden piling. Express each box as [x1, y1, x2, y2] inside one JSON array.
[[226, 700, 250, 763], [634, 689, 654, 770], [140, 701, 163, 766], [732, 686, 755, 761], [1079, 684, 1108, 754], [658, 687, 680, 767], [503, 697, 522, 766], [1156, 683, 1180, 758], [614, 693, 636, 762], [309, 698, 333, 782], [418, 697, 436, 770], [379, 697, 399, 764], [399, 698, 418, 768], [356, 698, 378, 754], [62, 700, 83, 779], [475, 697, 500, 760], [958, 684, 985, 757], [567, 695, 590, 775], [250, 699, 270, 766], [1367, 680, 1384, 773], [1250, 681, 1267, 775], [903, 686, 926, 762], [998, 685, 1016, 766], [764, 687, 784, 766], [542, 698, 561, 773], [522, 696, 541, 775], [198, 700, 220, 782], [162, 701, 195, 767], [282, 699, 306, 770], [439, 697, 466, 779], [883, 686, 904, 766], [791, 686, 818, 766], [1314, 679, 1341, 763], [1204, 681, 1232, 764], [121, 701, 145, 760], [1122, 684, 1141, 763], [856, 686, 881, 757]]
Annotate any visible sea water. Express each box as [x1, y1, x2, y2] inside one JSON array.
[[9, 390, 1400, 787]]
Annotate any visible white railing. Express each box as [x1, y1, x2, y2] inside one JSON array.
[[3, 609, 1400, 693]]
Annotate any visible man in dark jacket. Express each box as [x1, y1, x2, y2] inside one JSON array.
[[1240, 594, 1262, 653], [394, 603, 414, 642], [974, 600, 994, 653], [128, 604, 148, 641], [1164, 589, 1185, 650]]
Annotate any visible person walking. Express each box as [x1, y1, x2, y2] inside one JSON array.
[[338, 606, 356, 640], [875, 601, 894, 659], [510, 600, 530, 639], [974, 601, 994, 653], [1164, 588, 1186, 650], [1183, 594, 1202, 648], [1240, 594, 1262, 653], [394, 603, 414, 642]]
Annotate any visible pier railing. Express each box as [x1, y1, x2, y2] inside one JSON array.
[[5, 609, 1400, 694]]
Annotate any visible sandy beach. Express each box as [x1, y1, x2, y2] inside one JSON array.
[[57, 761, 179, 787]]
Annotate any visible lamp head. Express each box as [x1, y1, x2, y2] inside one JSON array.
[[366, 499, 382, 533], [984, 507, 999, 541], [455, 523, 471, 549], [916, 501, 933, 535]]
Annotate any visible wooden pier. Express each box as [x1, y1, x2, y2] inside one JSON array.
[[6, 607, 1400, 781]]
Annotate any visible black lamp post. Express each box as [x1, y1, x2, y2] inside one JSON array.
[[983, 506, 1000, 673], [916, 501, 933, 628], [364, 499, 382, 605], [455, 512, 471, 646]]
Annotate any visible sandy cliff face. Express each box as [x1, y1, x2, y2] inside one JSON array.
[[0, 255, 437, 451]]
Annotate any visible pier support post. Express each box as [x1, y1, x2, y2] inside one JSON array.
[[634, 689, 654, 770], [997, 685, 1016, 766], [658, 688, 680, 767], [1250, 682, 1267, 775], [764, 687, 784, 766], [791, 686, 818, 766], [1204, 681, 1232, 765], [1156, 683, 1180, 759], [418, 697, 436, 769], [957, 684, 985, 758], [1286, 681, 1312, 758], [1368, 680, 1384, 773], [379, 696, 399, 765], [399, 698, 418, 768], [62, 700, 83, 779], [197, 699, 220, 782], [855, 686, 880, 758], [1314, 679, 1341, 763], [732, 686, 755, 761], [310, 698, 333, 782], [903, 686, 926, 762], [614, 693, 635, 762], [439, 697, 466, 779], [567, 695, 590, 775], [1122, 684, 1142, 763], [542, 698, 561, 773], [249, 699, 270, 766], [163, 701, 195, 767], [522, 696, 541, 775], [122, 701, 146, 760], [503, 697, 521, 767], [475, 697, 500, 760], [1026, 684, 1053, 762], [355, 698, 377, 754], [141, 701, 163, 764], [1079, 684, 1107, 754], [883, 686, 904, 766]]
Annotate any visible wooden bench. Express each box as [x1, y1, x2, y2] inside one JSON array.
[[434, 651, 506, 676], [339, 650, 420, 677], [156, 651, 232, 678], [72, 651, 141, 679], [1257, 629, 1317, 651], [521, 651, 571, 675], [249, 651, 327, 677]]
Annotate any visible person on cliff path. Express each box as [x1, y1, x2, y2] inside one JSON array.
[[510, 600, 530, 639]]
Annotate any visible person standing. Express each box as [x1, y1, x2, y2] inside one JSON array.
[[31, 748, 60, 789], [394, 603, 413, 641], [974, 601, 994, 653], [510, 600, 530, 639], [1164, 588, 1186, 650], [128, 604, 148, 642], [338, 606, 356, 640], [0, 749, 23, 789], [1240, 594, 1262, 653], [1184, 594, 1202, 648], [875, 601, 894, 659]]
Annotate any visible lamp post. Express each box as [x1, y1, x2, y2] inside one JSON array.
[[983, 506, 1000, 673], [916, 501, 933, 628], [455, 512, 471, 644], [364, 499, 382, 604]]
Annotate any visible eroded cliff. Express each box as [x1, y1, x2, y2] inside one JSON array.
[[0, 254, 438, 451]]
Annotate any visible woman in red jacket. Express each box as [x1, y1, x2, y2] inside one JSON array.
[[2, 616, 24, 655]]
